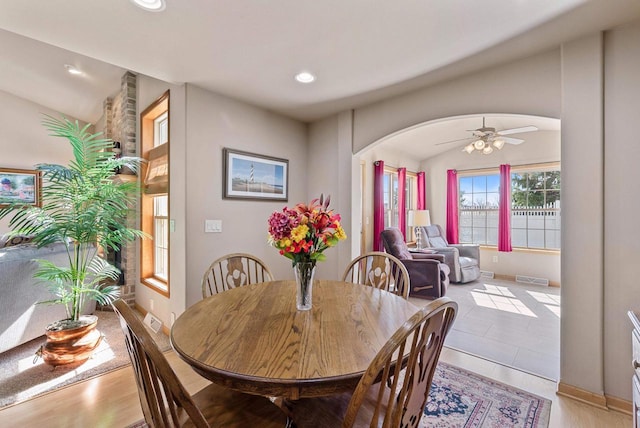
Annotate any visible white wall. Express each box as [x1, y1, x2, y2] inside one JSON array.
[[560, 33, 605, 398], [135, 80, 308, 322], [183, 84, 308, 308], [421, 130, 561, 284], [307, 112, 354, 279], [353, 49, 561, 153], [603, 21, 640, 401], [0, 90, 77, 233]]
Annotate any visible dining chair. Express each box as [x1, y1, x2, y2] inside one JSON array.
[[112, 299, 290, 428], [201, 252, 274, 298], [342, 251, 411, 299], [289, 297, 457, 428]]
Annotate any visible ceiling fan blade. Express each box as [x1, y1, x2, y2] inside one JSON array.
[[435, 136, 475, 146], [497, 125, 538, 136], [501, 137, 524, 145]]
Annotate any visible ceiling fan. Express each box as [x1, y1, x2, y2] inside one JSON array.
[[437, 117, 538, 155]]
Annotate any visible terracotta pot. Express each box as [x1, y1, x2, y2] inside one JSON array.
[[40, 315, 102, 367]]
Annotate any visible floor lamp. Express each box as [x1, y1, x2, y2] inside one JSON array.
[[408, 210, 431, 250]]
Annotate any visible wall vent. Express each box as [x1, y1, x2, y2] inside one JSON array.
[[480, 270, 495, 279], [143, 313, 163, 334], [516, 275, 549, 286]]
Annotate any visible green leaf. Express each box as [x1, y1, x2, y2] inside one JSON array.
[[1, 115, 146, 319]]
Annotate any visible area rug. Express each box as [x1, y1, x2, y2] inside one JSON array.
[[0, 309, 171, 409], [422, 362, 551, 427], [125, 362, 551, 428]]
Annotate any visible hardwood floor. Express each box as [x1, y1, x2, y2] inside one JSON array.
[[0, 347, 630, 427]]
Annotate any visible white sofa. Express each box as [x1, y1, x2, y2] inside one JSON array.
[[0, 239, 95, 354]]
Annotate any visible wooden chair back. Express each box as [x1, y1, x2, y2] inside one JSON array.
[[201, 253, 274, 298], [112, 299, 209, 428], [342, 251, 410, 299], [343, 298, 457, 427]]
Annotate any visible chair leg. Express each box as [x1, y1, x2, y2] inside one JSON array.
[[271, 397, 297, 428]]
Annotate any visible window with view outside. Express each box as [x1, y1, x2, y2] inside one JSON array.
[[458, 167, 561, 250], [383, 172, 398, 229], [140, 91, 170, 295], [511, 170, 561, 249], [383, 169, 416, 239], [459, 174, 499, 245], [153, 195, 169, 280]]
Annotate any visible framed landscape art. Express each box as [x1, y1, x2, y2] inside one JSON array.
[[0, 168, 41, 208], [223, 148, 288, 201]]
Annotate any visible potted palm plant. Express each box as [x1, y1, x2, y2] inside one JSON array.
[[0, 115, 145, 366]]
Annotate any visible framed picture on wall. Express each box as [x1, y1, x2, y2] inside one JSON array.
[[223, 148, 288, 201], [0, 168, 42, 208]]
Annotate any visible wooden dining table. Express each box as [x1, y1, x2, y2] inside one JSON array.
[[170, 279, 419, 400]]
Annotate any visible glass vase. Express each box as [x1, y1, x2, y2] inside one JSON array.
[[294, 262, 316, 311]]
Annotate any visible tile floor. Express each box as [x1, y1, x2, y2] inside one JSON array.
[[410, 277, 560, 380]]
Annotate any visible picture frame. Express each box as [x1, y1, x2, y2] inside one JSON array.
[[0, 168, 42, 208], [223, 148, 288, 201]]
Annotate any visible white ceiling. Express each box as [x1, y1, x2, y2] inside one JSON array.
[[0, 0, 639, 126], [373, 114, 561, 161]]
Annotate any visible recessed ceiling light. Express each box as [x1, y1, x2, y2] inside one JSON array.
[[130, 0, 166, 12], [64, 64, 83, 75], [295, 72, 316, 84]]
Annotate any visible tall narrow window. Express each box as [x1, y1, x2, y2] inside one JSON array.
[[382, 167, 417, 241], [140, 91, 170, 295], [153, 195, 169, 280]]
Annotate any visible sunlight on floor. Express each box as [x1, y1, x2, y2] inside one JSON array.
[[527, 290, 561, 318], [471, 290, 537, 317], [15, 338, 117, 402], [473, 284, 516, 298]]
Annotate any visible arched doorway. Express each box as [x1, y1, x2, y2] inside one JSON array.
[[355, 113, 561, 380]]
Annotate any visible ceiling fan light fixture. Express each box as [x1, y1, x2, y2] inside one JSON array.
[[473, 139, 485, 150], [482, 146, 494, 155], [493, 139, 505, 150], [463, 144, 475, 154]]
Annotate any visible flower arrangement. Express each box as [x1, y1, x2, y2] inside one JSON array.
[[267, 194, 347, 266]]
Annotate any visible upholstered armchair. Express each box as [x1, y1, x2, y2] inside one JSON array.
[[420, 224, 481, 283], [380, 228, 450, 299]]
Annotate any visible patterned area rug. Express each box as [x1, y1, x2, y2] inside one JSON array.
[[423, 362, 551, 427], [0, 309, 171, 409], [126, 361, 551, 428]]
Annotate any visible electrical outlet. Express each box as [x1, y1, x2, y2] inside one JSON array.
[[492, 256, 499, 263], [150, 298, 154, 311], [170, 312, 176, 326]]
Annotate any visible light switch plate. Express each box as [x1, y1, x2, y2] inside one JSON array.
[[205, 219, 222, 233]]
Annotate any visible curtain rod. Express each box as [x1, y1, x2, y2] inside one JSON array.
[[456, 161, 560, 175]]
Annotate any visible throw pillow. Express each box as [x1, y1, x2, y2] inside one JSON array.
[[3, 235, 33, 247]]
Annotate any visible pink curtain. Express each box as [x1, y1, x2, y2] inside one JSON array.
[[498, 164, 513, 252], [373, 161, 385, 251], [397, 168, 407, 239], [446, 169, 459, 244], [417, 171, 426, 209]]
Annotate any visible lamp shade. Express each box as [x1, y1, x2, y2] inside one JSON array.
[[408, 209, 431, 227]]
